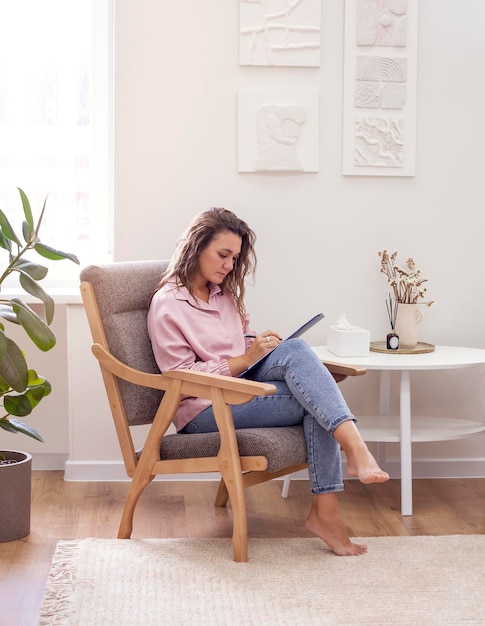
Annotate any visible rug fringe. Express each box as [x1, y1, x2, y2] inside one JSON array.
[[39, 540, 82, 625]]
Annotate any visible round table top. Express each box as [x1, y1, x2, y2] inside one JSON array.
[[312, 345, 485, 371]]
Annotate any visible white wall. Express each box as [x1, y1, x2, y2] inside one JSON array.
[[2, 0, 485, 479], [114, 0, 485, 341], [112, 0, 485, 474]]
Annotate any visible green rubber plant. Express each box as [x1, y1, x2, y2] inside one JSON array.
[[0, 188, 79, 447]]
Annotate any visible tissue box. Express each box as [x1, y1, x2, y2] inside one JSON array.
[[327, 325, 370, 357]]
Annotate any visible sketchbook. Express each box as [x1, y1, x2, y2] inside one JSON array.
[[238, 312, 325, 378]]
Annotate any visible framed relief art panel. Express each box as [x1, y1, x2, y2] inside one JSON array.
[[342, 0, 419, 176], [239, 0, 322, 67], [237, 91, 319, 173]]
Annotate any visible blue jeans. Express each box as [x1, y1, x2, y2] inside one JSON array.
[[180, 338, 356, 494]]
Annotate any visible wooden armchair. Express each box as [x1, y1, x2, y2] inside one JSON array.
[[80, 260, 365, 562]]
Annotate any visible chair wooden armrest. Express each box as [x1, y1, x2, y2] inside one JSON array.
[[91, 343, 276, 404], [323, 361, 366, 383]]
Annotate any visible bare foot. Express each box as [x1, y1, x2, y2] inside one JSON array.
[[344, 440, 389, 484], [333, 421, 389, 484], [305, 494, 367, 556]]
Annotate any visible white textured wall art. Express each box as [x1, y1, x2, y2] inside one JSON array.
[[355, 117, 404, 166], [238, 92, 319, 172], [239, 0, 321, 67], [357, 0, 408, 47], [343, 0, 418, 176], [355, 56, 407, 108]]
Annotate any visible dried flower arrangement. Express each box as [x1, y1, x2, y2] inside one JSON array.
[[378, 249, 435, 306]]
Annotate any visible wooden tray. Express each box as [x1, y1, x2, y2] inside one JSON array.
[[370, 341, 435, 354]]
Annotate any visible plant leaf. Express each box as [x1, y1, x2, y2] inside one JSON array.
[[19, 273, 55, 324], [0, 417, 44, 442], [3, 372, 52, 416], [26, 384, 49, 405], [10, 298, 56, 351], [22, 220, 34, 243], [28, 368, 50, 388], [0, 302, 18, 324], [0, 208, 21, 246], [33, 193, 48, 238], [4, 393, 33, 417], [34, 242, 80, 264], [26, 371, 51, 405], [0, 373, 9, 393], [0, 328, 7, 362], [0, 417, 18, 434], [13, 259, 49, 281], [0, 229, 12, 252], [17, 187, 34, 231], [0, 337, 28, 392]]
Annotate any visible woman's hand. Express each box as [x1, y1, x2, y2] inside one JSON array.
[[228, 330, 282, 377], [246, 330, 282, 361]]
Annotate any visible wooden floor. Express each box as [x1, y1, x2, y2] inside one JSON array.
[[1, 472, 484, 625]]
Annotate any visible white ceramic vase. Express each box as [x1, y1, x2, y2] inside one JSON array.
[[395, 303, 423, 349]]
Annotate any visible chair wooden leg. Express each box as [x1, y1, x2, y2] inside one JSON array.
[[118, 473, 154, 538], [211, 389, 249, 562], [117, 383, 182, 538], [223, 477, 248, 562], [215, 478, 229, 507]]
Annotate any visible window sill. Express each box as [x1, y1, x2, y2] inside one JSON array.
[[1, 288, 83, 305]]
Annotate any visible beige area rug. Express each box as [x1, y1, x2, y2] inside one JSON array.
[[39, 535, 485, 625]]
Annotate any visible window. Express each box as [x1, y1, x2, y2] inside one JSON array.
[[0, 0, 112, 287]]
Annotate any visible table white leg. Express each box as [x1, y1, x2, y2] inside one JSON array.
[[399, 370, 413, 515], [281, 474, 291, 498], [379, 370, 391, 415], [376, 370, 392, 466]]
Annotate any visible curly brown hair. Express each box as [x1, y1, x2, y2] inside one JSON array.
[[152, 208, 257, 319]]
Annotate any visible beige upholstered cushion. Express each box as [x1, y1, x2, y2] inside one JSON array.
[[156, 427, 307, 473], [80, 261, 167, 426]]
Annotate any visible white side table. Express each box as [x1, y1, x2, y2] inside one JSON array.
[[311, 345, 485, 515]]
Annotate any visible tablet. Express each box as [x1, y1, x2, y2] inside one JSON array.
[[238, 312, 325, 378]]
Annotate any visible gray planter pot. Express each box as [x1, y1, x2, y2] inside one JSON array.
[[0, 450, 32, 542]]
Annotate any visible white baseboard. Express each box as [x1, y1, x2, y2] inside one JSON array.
[[379, 457, 485, 480], [59, 457, 485, 482], [32, 454, 69, 471]]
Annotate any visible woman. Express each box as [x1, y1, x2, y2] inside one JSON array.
[[148, 207, 389, 556]]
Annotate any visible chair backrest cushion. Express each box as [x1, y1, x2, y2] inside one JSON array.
[[80, 260, 168, 426]]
